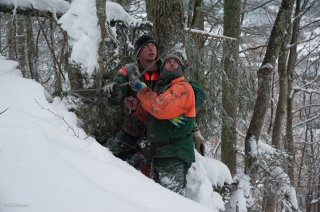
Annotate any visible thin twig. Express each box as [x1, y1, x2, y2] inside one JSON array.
[[34, 99, 79, 138], [0, 108, 8, 115], [240, 44, 268, 53]]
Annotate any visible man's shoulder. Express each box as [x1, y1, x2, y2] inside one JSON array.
[[173, 81, 193, 93]]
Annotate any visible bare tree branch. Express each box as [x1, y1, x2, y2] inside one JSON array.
[[34, 99, 79, 138], [293, 114, 320, 129], [240, 44, 268, 53], [0, 108, 8, 115]]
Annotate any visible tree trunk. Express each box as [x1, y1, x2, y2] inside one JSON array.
[[49, 19, 62, 97], [271, 23, 292, 149], [16, 14, 26, 77], [267, 71, 275, 135], [244, 0, 294, 183], [153, 0, 185, 55], [318, 175, 320, 212], [6, 14, 16, 60], [286, 0, 301, 182], [26, 15, 39, 82], [145, 0, 154, 23], [96, 0, 107, 88], [188, 0, 205, 48], [305, 119, 313, 212], [221, 0, 240, 176]]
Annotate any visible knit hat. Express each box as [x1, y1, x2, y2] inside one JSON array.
[[159, 54, 184, 85], [161, 54, 184, 70], [133, 35, 158, 59]]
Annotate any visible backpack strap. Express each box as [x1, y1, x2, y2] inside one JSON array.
[[188, 81, 206, 109]]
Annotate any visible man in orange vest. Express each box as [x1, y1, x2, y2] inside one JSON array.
[[103, 35, 161, 176], [104, 35, 205, 177]]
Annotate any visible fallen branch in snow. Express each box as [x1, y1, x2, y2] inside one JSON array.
[[35, 99, 80, 138], [0, 108, 8, 115]]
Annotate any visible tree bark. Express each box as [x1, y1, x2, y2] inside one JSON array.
[[271, 24, 292, 149], [16, 14, 26, 76], [286, 0, 301, 182], [153, 0, 185, 55], [50, 19, 62, 97], [244, 0, 294, 183], [6, 15, 16, 60], [145, 0, 154, 23], [221, 0, 240, 176], [188, 0, 206, 49], [96, 0, 107, 88], [26, 15, 39, 82]]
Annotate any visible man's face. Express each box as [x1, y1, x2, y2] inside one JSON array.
[[139, 43, 157, 61], [164, 58, 179, 71]]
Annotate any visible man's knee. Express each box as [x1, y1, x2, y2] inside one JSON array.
[[153, 158, 190, 196]]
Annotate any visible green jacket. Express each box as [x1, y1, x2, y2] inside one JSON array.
[[137, 77, 196, 164], [148, 116, 195, 164]]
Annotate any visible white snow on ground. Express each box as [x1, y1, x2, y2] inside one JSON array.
[[0, 56, 233, 211]]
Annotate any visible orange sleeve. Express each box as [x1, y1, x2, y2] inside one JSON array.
[[137, 82, 195, 119]]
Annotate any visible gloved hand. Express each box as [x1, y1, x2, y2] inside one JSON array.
[[127, 63, 141, 89], [193, 129, 205, 155], [103, 82, 119, 97], [134, 81, 147, 91], [124, 96, 139, 112], [169, 114, 187, 128]]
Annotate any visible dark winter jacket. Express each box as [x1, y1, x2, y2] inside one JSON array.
[[137, 76, 196, 164], [108, 61, 161, 138]]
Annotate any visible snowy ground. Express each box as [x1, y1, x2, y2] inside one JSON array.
[[0, 56, 236, 211]]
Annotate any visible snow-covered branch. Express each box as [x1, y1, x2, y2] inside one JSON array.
[[293, 114, 320, 129], [293, 85, 320, 95], [292, 104, 320, 114], [0, 0, 69, 17], [185, 27, 237, 41], [286, 33, 320, 50], [106, 1, 152, 29]]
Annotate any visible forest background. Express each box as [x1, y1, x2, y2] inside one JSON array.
[[0, 0, 320, 211]]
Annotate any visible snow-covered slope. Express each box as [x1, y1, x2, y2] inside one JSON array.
[[0, 57, 214, 212]]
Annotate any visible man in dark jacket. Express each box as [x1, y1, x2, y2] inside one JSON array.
[[103, 35, 161, 174], [136, 54, 196, 196]]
